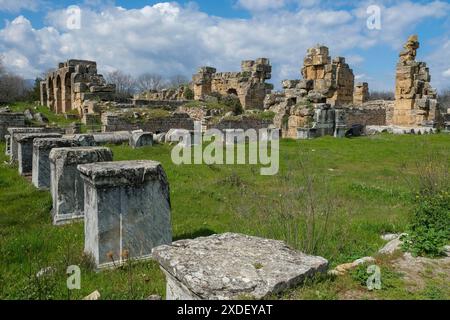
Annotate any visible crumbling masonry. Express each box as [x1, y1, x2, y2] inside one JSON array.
[[192, 58, 273, 110], [40, 60, 116, 115], [393, 35, 440, 126]]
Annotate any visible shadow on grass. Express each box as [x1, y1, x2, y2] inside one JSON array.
[[174, 228, 217, 241]]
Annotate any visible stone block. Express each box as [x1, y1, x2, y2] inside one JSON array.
[[8, 127, 46, 162], [32, 138, 81, 189], [16, 133, 62, 175], [78, 160, 172, 269], [129, 132, 153, 149], [152, 233, 328, 300], [49, 147, 113, 225]]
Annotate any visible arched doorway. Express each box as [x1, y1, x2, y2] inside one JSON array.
[[227, 88, 238, 96]]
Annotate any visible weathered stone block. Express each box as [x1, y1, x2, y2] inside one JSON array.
[[16, 133, 62, 175], [5, 134, 10, 156], [49, 147, 113, 225], [129, 132, 153, 149], [32, 138, 81, 189], [78, 160, 171, 269], [8, 127, 46, 162], [152, 233, 328, 300]]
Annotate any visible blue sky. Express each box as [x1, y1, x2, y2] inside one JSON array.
[[1, 0, 449, 92]]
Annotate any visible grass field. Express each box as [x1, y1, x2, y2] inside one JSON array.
[[0, 133, 449, 300]]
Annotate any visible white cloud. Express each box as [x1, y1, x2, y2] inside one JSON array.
[[0, 0, 40, 12], [0, 1, 449, 91], [237, 0, 287, 12]]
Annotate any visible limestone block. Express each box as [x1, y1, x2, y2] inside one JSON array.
[[78, 160, 171, 269], [152, 233, 328, 300], [32, 138, 81, 189], [8, 127, 46, 162], [129, 132, 153, 149], [49, 147, 113, 225], [16, 133, 62, 175]]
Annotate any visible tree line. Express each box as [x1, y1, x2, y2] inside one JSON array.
[[105, 71, 190, 98]]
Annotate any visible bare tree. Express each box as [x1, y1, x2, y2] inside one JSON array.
[[0, 56, 27, 103], [440, 87, 450, 113], [168, 74, 189, 88], [136, 73, 165, 92], [105, 70, 136, 98], [369, 90, 395, 101]]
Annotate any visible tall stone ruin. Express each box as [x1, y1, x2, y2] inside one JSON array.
[[40, 60, 116, 115], [264, 45, 355, 139], [192, 58, 273, 110], [354, 82, 369, 106], [393, 35, 440, 127]]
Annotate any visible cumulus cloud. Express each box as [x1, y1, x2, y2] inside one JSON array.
[[236, 0, 288, 12], [0, 1, 449, 90]]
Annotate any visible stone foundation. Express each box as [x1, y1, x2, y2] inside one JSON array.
[[32, 138, 81, 189], [77, 160, 172, 269], [49, 147, 113, 225], [15, 133, 62, 175]]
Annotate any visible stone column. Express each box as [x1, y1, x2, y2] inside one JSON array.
[[77, 160, 172, 269], [129, 132, 153, 149], [15, 133, 62, 175], [49, 147, 113, 226], [32, 138, 81, 189]]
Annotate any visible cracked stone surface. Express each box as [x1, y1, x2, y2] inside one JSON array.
[[152, 233, 328, 300]]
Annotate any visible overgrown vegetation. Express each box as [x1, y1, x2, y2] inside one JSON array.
[[1, 134, 449, 299]]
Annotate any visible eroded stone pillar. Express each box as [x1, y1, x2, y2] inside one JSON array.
[[15, 132, 62, 175], [129, 132, 153, 149], [32, 138, 81, 189], [49, 147, 113, 225], [77, 160, 172, 269]]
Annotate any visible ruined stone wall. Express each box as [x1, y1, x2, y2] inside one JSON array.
[[0, 112, 25, 141], [345, 108, 386, 127], [101, 112, 194, 133], [134, 86, 191, 102], [192, 59, 273, 110], [353, 82, 369, 106], [210, 117, 273, 131], [393, 35, 439, 126], [41, 59, 115, 115]]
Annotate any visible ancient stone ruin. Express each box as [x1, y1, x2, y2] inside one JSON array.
[[354, 82, 369, 106], [393, 35, 440, 126], [40, 59, 116, 115], [78, 160, 172, 269], [264, 45, 355, 139], [192, 58, 273, 110], [152, 233, 328, 300]]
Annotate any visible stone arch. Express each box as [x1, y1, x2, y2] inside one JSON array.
[[227, 88, 238, 96]]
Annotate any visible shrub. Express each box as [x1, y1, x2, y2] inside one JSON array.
[[402, 191, 450, 257]]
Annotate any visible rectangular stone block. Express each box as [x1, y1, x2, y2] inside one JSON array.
[[77, 160, 172, 269], [49, 147, 113, 226], [8, 127, 46, 162], [16, 133, 62, 175], [32, 138, 81, 189]]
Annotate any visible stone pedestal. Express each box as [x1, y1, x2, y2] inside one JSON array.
[[49, 147, 113, 225], [77, 160, 172, 269], [129, 132, 153, 149], [8, 127, 45, 162], [297, 128, 317, 140], [152, 233, 328, 300], [32, 138, 81, 189], [15, 133, 62, 175]]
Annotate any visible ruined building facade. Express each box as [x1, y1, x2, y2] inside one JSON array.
[[393, 35, 440, 126], [192, 58, 273, 110], [40, 60, 116, 115], [264, 45, 355, 139]]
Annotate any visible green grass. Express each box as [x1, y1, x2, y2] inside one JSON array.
[[9, 102, 79, 127], [0, 133, 449, 299]]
